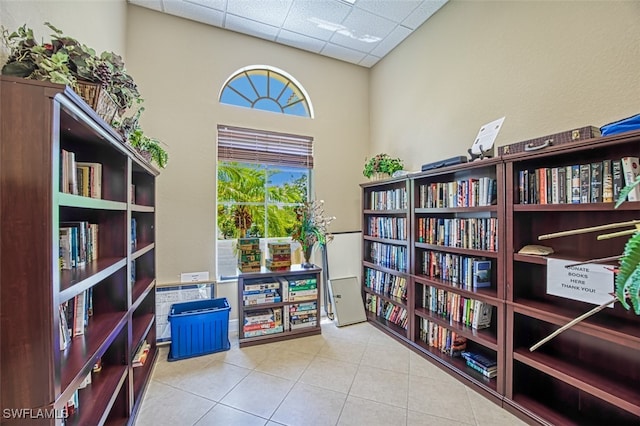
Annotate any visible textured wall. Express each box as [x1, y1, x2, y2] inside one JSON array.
[[370, 1, 640, 172]]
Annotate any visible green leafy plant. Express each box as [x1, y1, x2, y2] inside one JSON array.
[[614, 175, 640, 314], [1, 22, 142, 111], [363, 153, 404, 178], [127, 124, 168, 169]]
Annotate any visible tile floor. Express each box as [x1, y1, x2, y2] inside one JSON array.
[[135, 319, 528, 426]]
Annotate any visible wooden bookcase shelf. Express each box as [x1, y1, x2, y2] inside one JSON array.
[[361, 132, 640, 424], [237, 265, 322, 347], [504, 130, 640, 424], [0, 76, 159, 425]]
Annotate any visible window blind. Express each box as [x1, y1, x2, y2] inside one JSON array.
[[217, 125, 314, 168]]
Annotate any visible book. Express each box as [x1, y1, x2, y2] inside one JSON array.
[[579, 164, 590, 203], [602, 159, 613, 203], [590, 162, 602, 203], [621, 157, 640, 201], [473, 260, 491, 288], [571, 165, 581, 203], [76, 162, 102, 199], [612, 159, 624, 202], [59, 227, 74, 269]]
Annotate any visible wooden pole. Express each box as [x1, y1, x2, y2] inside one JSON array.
[[597, 229, 637, 240], [529, 297, 618, 352], [538, 219, 640, 240], [563, 255, 622, 268]]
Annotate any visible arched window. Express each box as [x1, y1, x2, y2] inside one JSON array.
[[219, 65, 314, 118]]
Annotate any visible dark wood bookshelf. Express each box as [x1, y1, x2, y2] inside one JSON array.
[[237, 266, 322, 347], [0, 76, 159, 424], [366, 312, 409, 340], [413, 274, 501, 303], [362, 287, 407, 308], [415, 243, 500, 257], [362, 235, 409, 246], [413, 307, 498, 350], [504, 130, 640, 423]]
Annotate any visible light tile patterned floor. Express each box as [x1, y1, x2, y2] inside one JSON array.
[[135, 320, 527, 426]]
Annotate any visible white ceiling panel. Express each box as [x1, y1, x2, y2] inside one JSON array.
[[401, 0, 447, 29], [184, 0, 226, 11], [162, 0, 225, 26], [355, 0, 421, 24], [329, 7, 396, 53], [276, 29, 326, 53], [321, 42, 367, 64], [225, 0, 293, 27], [130, 0, 448, 67], [225, 14, 279, 41], [370, 24, 412, 58]]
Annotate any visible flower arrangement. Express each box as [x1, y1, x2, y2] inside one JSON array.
[[290, 200, 335, 267], [363, 153, 404, 179]]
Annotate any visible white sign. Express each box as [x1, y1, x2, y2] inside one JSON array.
[[547, 258, 614, 307], [180, 271, 210, 283], [471, 116, 505, 155]]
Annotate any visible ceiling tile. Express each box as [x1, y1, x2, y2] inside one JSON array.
[[225, 15, 279, 41], [129, 0, 163, 12], [183, 0, 226, 11], [321, 43, 367, 65], [283, 0, 353, 41], [225, 0, 293, 27], [359, 54, 381, 67], [162, 0, 225, 26], [329, 7, 396, 53], [354, 0, 421, 23], [401, 0, 447, 29], [276, 29, 326, 53], [370, 24, 412, 57]]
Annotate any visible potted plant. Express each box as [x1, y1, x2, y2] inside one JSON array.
[[290, 200, 335, 267], [363, 153, 404, 180], [127, 124, 169, 169], [1, 22, 142, 115]]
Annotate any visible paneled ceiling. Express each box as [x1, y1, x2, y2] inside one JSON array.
[[128, 0, 448, 67]]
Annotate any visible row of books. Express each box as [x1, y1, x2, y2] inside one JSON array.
[[418, 318, 468, 356], [61, 149, 102, 198], [418, 177, 497, 208], [59, 289, 93, 351], [365, 294, 408, 329], [367, 216, 407, 240], [368, 242, 408, 272], [59, 222, 99, 269], [517, 157, 640, 205], [461, 351, 497, 378], [421, 251, 492, 289], [422, 285, 493, 330], [369, 188, 408, 211], [416, 217, 498, 252], [242, 277, 318, 306], [243, 303, 318, 336], [364, 267, 407, 299]]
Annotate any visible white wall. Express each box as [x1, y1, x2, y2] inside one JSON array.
[[124, 5, 369, 294], [0, 0, 127, 64], [370, 1, 640, 171]]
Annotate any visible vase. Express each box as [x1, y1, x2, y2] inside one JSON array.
[[370, 172, 391, 181], [301, 243, 315, 268]]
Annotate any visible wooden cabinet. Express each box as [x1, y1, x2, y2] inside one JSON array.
[[410, 158, 505, 401], [0, 76, 158, 425], [238, 265, 321, 347], [360, 177, 411, 341], [503, 130, 640, 425]]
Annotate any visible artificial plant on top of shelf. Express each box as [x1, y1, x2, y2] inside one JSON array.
[[363, 153, 404, 180], [1, 22, 168, 168]]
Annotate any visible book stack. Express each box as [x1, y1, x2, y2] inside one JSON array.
[[266, 242, 291, 271], [287, 277, 317, 301], [243, 281, 281, 306], [132, 340, 151, 367], [243, 308, 283, 337], [237, 238, 261, 272], [287, 301, 317, 330], [461, 351, 497, 378]]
